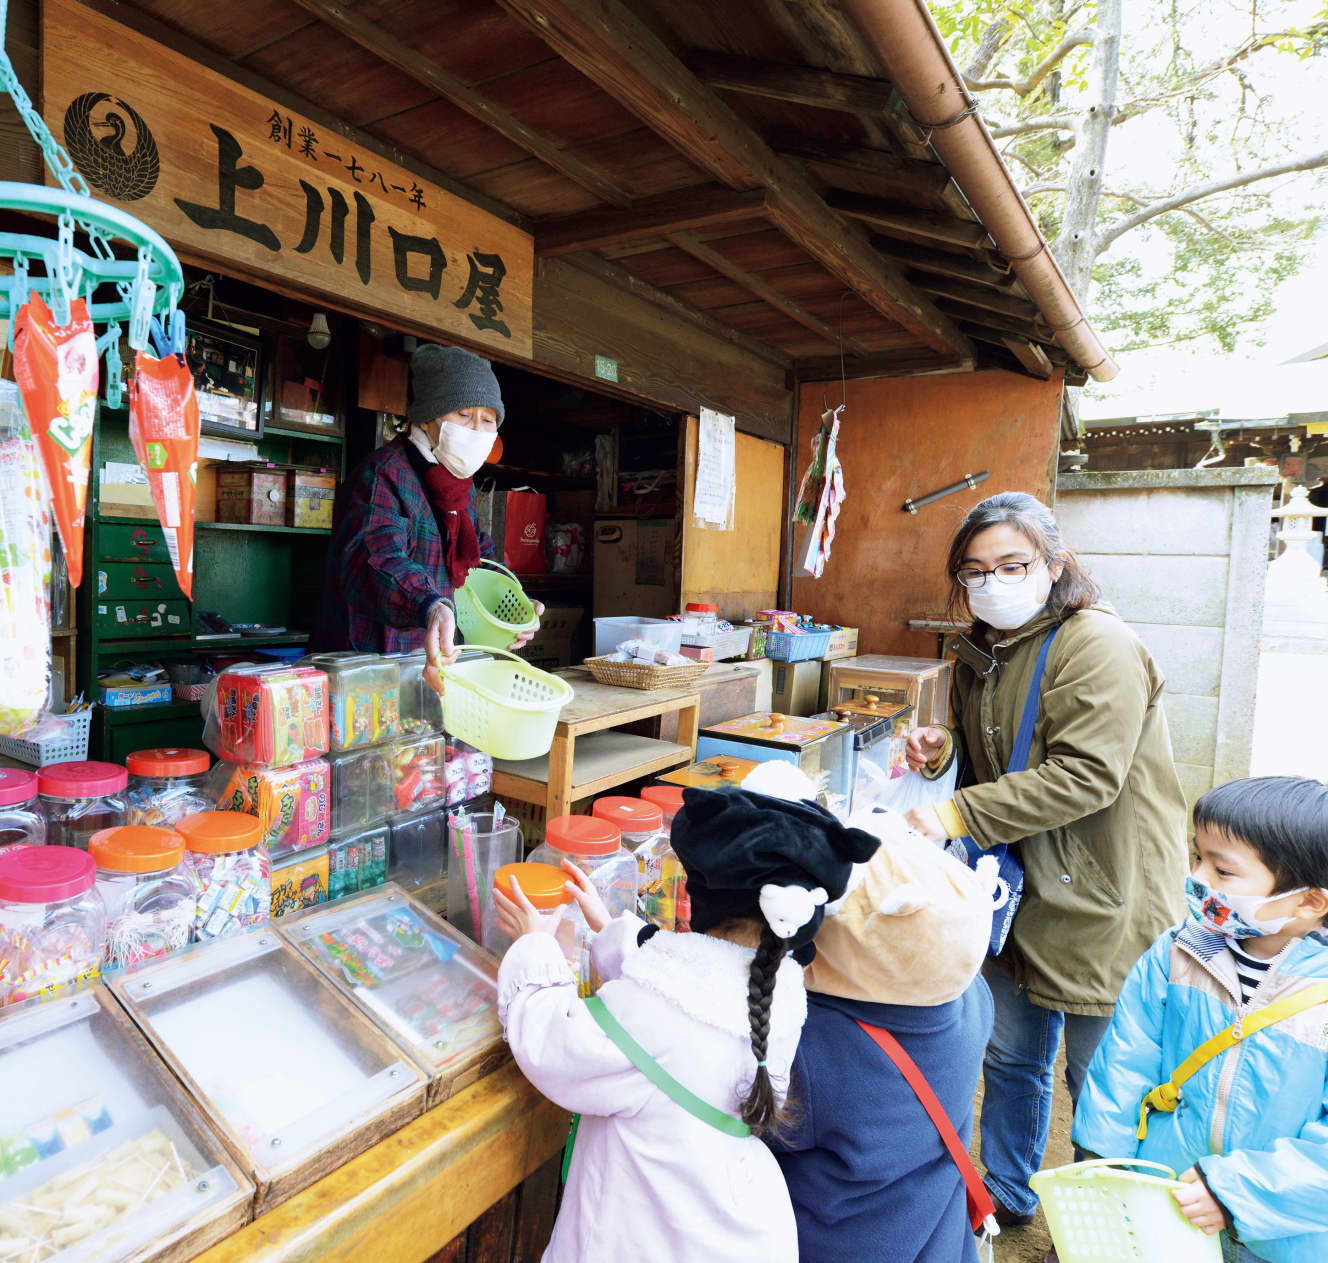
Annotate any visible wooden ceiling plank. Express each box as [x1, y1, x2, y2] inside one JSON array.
[[767, 134, 950, 201], [535, 186, 770, 256], [496, 0, 971, 358], [795, 349, 971, 381], [908, 274, 1038, 323], [686, 50, 897, 115], [668, 230, 869, 356], [828, 192, 989, 249], [288, 0, 631, 207], [1002, 337, 1055, 379]]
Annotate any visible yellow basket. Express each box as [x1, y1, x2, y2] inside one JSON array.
[[437, 647, 574, 761], [583, 655, 710, 691], [1029, 1160, 1223, 1263]]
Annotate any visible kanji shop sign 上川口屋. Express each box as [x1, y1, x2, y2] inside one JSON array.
[[40, 0, 533, 357]]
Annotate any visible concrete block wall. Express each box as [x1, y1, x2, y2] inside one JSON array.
[[1056, 469, 1278, 813]]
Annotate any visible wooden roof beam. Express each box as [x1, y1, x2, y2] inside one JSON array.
[[935, 298, 1052, 345], [766, 134, 951, 203], [1002, 338, 1055, 379], [496, 0, 972, 360], [871, 237, 1016, 292], [827, 192, 989, 250], [686, 50, 899, 116], [288, 0, 630, 208], [963, 325, 1069, 366], [535, 187, 770, 257], [795, 348, 972, 381], [666, 231, 871, 357], [907, 274, 1039, 323]]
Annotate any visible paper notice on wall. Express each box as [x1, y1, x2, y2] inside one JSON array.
[[693, 408, 736, 530]]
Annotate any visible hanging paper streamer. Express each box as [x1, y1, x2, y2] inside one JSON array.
[[13, 293, 98, 589], [129, 348, 200, 600], [793, 407, 846, 579]]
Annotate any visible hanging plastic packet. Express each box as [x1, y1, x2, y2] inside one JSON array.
[[129, 349, 200, 598], [12, 294, 98, 589], [0, 381, 52, 737]]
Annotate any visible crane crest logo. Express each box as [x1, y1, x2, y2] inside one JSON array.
[[62, 92, 160, 201]]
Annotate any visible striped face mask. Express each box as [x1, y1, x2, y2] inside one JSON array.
[[1185, 874, 1307, 939]]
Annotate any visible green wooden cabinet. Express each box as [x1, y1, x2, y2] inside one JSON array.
[[96, 561, 185, 600], [97, 522, 176, 565], [93, 597, 193, 639]]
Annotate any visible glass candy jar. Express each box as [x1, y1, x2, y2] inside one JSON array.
[[125, 748, 212, 828], [38, 762, 128, 849], [89, 825, 196, 970], [176, 812, 270, 942], [0, 769, 45, 851]]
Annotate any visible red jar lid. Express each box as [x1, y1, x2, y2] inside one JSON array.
[[685, 603, 718, 614], [38, 761, 128, 798], [592, 796, 663, 833], [0, 845, 96, 902], [545, 814, 621, 856], [176, 811, 262, 854], [640, 785, 684, 816], [90, 825, 185, 874], [493, 862, 572, 910], [0, 768, 38, 807], [126, 748, 210, 778]]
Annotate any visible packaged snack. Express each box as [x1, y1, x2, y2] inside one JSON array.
[[270, 845, 329, 918], [0, 768, 45, 849], [301, 653, 400, 750], [392, 732, 446, 814], [38, 762, 128, 849], [89, 825, 194, 969], [176, 813, 270, 941], [209, 757, 330, 852], [125, 747, 212, 827], [207, 665, 329, 767]]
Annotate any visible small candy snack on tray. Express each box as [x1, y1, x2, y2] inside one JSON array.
[[206, 666, 329, 768]]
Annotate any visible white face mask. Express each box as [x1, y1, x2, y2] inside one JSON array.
[[966, 564, 1052, 631], [431, 421, 494, 479]]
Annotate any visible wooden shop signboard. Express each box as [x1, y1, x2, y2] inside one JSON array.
[[41, 0, 533, 358]]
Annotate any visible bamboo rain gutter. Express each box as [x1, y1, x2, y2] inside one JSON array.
[[842, 0, 1120, 382]]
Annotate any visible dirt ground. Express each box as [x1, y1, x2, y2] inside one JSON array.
[[969, 1046, 1075, 1263]]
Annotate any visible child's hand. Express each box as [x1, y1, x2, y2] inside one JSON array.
[[905, 804, 948, 843], [561, 859, 612, 933], [494, 875, 563, 941], [1173, 1168, 1229, 1235]]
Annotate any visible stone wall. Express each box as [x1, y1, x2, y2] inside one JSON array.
[[1056, 468, 1278, 811]]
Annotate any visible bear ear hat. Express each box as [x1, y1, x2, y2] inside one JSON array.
[[759, 883, 828, 939]]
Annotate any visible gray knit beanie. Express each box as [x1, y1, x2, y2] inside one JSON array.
[[407, 344, 504, 426]]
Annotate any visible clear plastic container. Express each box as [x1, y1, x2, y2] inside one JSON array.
[[483, 861, 577, 969], [209, 756, 331, 852], [447, 739, 493, 805], [640, 784, 684, 830], [89, 824, 195, 970], [592, 796, 665, 852], [207, 664, 329, 766], [446, 810, 521, 943], [329, 742, 394, 834], [176, 812, 270, 942], [38, 761, 128, 849], [591, 797, 678, 931], [681, 602, 719, 637], [528, 815, 637, 924], [392, 732, 447, 815], [0, 846, 106, 1004], [125, 746, 212, 828], [0, 768, 45, 850], [329, 824, 389, 900], [640, 785, 691, 931], [388, 807, 448, 913], [391, 651, 444, 735], [302, 653, 400, 751]]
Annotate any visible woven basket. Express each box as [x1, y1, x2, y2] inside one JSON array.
[[583, 655, 710, 691]]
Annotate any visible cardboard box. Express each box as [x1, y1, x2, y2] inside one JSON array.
[[822, 626, 859, 660], [770, 660, 822, 716], [516, 604, 584, 673], [98, 680, 173, 708], [751, 658, 774, 713], [593, 518, 676, 618]]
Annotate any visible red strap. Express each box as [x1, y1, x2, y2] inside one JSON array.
[[856, 1020, 995, 1235]]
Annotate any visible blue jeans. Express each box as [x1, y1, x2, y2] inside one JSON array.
[[1222, 1239, 1268, 1262], [980, 962, 1114, 1217]]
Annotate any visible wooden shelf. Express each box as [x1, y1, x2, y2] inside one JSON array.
[[102, 699, 203, 725], [197, 521, 332, 536], [264, 425, 344, 445], [96, 632, 310, 654], [493, 732, 691, 796]]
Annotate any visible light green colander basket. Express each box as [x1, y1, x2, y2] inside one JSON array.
[[1030, 1160, 1223, 1263], [436, 647, 573, 761], [455, 560, 539, 650]]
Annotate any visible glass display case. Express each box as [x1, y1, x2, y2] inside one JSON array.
[[387, 808, 447, 915], [696, 713, 853, 815], [825, 699, 915, 811], [0, 984, 252, 1261], [107, 928, 426, 1211], [278, 885, 506, 1105]]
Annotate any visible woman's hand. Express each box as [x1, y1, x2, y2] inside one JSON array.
[[494, 874, 563, 941], [561, 859, 612, 933], [508, 601, 546, 652], [905, 726, 949, 772], [905, 804, 949, 843], [425, 600, 460, 669], [1173, 1168, 1228, 1235]]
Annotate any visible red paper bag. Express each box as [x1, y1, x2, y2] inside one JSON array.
[[503, 489, 546, 573]]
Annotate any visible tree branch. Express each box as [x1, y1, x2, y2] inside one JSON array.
[[965, 29, 1095, 95], [989, 113, 1078, 139], [1022, 184, 1235, 241], [1095, 148, 1328, 252]]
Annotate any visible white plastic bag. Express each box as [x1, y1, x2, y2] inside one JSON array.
[[856, 759, 958, 814]]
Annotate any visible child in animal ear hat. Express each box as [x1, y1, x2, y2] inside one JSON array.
[[493, 769, 877, 1263]]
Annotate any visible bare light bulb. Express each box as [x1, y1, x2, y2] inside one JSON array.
[[307, 312, 331, 350]]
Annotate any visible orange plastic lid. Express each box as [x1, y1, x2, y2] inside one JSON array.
[[494, 862, 572, 910], [546, 814, 621, 855], [89, 825, 185, 873], [126, 747, 211, 777], [640, 785, 684, 816], [592, 796, 663, 833], [175, 811, 262, 853]]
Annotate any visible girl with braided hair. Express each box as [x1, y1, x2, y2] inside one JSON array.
[[493, 766, 876, 1263]]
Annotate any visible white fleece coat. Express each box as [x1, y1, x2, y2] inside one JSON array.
[[497, 915, 805, 1263]]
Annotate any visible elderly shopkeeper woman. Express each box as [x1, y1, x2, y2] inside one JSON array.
[[314, 344, 541, 663], [902, 491, 1188, 1234]]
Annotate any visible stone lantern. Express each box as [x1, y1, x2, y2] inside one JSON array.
[[1262, 485, 1328, 650]]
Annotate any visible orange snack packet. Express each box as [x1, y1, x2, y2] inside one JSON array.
[[129, 350, 200, 599], [13, 294, 98, 588]]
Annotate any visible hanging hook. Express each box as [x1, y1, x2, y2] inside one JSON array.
[[97, 321, 123, 410], [8, 254, 29, 351]]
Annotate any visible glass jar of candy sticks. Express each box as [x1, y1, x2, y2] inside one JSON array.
[[176, 812, 270, 942]]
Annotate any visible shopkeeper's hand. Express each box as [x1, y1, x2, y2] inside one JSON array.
[[425, 599, 460, 673], [495, 874, 564, 941], [1173, 1169, 1229, 1235], [508, 601, 545, 652], [905, 805, 948, 843], [906, 726, 949, 772], [561, 859, 612, 933]]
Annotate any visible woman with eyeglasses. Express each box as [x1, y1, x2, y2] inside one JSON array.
[[903, 491, 1188, 1239]]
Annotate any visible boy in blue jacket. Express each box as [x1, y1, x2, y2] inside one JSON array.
[[1073, 777, 1328, 1263]]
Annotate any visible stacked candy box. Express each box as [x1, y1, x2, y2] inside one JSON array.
[[393, 733, 446, 814], [328, 825, 389, 901], [207, 665, 329, 767], [208, 757, 330, 853], [302, 654, 401, 751], [270, 846, 329, 919], [446, 740, 492, 805], [329, 744, 394, 834]]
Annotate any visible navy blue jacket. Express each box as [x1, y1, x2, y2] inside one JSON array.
[[767, 980, 993, 1262]]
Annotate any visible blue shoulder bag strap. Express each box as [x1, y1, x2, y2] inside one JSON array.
[[1008, 623, 1061, 775]]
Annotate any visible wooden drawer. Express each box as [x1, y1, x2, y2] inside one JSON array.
[[97, 521, 172, 564], [95, 561, 185, 600], [94, 597, 192, 638]]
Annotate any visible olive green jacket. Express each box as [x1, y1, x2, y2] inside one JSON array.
[[939, 604, 1188, 1016]]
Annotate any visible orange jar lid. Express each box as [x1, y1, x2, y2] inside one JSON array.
[[592, 796, 663, 833], [89, 825, 185, 873], [494, 862, 572, 910], [545, 814, 621, 856], [126, 747, 211, 777], [640, 785, 684, 816], [176, 811, 262, 854]]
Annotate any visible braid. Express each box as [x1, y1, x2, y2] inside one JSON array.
[[740, 924, 789, 1134]]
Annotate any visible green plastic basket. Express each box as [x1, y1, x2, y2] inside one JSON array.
[[455, 560, 539, 650], [437, 647, 574, 761], [1030, 1160, 1223, 1263]]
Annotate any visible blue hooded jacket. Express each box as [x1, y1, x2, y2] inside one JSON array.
[[1074, 924, 1328, 1263], [766, 981, 993, 1262]]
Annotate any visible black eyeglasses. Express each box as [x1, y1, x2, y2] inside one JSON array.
[[954, 557, 1043, 590]]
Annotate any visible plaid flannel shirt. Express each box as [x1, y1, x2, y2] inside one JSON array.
[[313, 436, 492, 653]]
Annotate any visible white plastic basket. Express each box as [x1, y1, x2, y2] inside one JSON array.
[[0, 709, 94, 767]]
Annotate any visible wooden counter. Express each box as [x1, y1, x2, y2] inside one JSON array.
[[194, 1061, 569, 1263]]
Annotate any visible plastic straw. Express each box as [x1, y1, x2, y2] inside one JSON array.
[[463, 814, 480, 936]]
